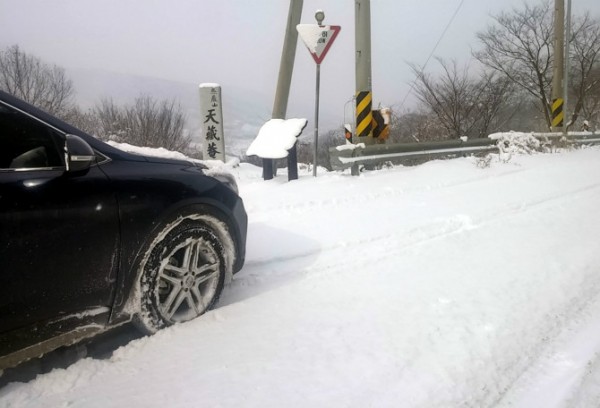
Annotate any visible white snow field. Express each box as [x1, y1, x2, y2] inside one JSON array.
[[2, 148, 600, 407]]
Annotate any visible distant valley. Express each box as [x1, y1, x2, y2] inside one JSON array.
[[67, 68, 340, 157]]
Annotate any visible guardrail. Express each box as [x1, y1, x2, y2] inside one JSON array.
[[329, 132, 600, 173], [536, 132, 600, 144]]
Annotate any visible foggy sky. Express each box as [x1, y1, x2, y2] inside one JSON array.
[[1, 0, 598, 124]]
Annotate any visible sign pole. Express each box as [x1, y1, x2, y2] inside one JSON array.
[[313, 63, 321, 177], [297, 11, 341, 178]]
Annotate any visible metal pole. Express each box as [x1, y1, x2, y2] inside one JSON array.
[[344, 97, 351, 129], [313, 63, 321, 177], [551, 0, 565, 132], [267, 0, 303, 181], [563, 0, 572, 134]]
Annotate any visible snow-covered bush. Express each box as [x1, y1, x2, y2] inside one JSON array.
[[488, 131, 543, 162], [476, 154, 493, 169]]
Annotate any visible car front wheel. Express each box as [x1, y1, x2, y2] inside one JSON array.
[[135, 214, 228, 333]]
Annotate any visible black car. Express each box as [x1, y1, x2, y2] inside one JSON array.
[[0, 90, 247, 370]]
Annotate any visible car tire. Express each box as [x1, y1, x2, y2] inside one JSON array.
[[134, 211, 229, 334]]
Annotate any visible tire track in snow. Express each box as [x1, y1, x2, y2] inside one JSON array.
[[494, 291, 600, 408], [225, 182, 600, 305], [245, 166, 530, 218], [322, 181, 600, 274], [245, 181, 600, 273]]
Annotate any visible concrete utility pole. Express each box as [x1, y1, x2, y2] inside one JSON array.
[[551, 0, 565, 131], [355, 0, 373, 144], [266, 0, 303, 181], [563, 0, 572, 134]]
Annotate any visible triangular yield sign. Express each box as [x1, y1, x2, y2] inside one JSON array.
[[297, 24, 341, 65]]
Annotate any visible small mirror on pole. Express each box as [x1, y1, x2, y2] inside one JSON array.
[[315, 10, 325, 25]]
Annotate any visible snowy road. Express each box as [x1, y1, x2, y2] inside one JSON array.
[[2, 148, 600, 407]]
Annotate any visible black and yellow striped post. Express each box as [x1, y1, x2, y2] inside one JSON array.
[[356, 91, 373, 138], [551, 98, 564, 130]]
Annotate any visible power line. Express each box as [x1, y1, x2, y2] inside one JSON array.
[[397, 0, 466, 111]]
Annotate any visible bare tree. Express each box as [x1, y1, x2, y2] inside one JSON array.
[[296, 129, 341, 171], [410, 59, 515, 139], [387, 108, 447, 143], [475, 1, 554, 128], [476, 71, 521, 134], [569, 13, 600, 129], [578, 65, 600, 128], [0, 45, 74, 116], [61, 106, 101, 135], [95, 95, 190, 151], [409, 59, 473, 138], [475, 1, 600, 130]]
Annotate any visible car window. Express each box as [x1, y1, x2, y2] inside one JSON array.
[[0, 103, 65, 170]]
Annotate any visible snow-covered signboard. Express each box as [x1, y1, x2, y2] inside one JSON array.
[[199, 83, 225, 162], [246, 118, 308, 159], [296, 24, 341, 65]]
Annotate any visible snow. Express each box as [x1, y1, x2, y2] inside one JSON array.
[[296, 24, 340, 64], [488, 131, 543, 162], [107, 141, 241, 174], [199, 83, 220, 88], [296, 24, 328, 53], [107, 141, 193, 161], [3, 147, 600, 407], [335, 142, 365, 151], [54, 307, 110, 322], [245, 118, 308, 159]]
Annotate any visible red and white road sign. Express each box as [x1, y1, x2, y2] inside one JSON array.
[[296, 24, 341, 65]]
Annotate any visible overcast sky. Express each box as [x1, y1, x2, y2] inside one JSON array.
[[1, 0, 599, 126]]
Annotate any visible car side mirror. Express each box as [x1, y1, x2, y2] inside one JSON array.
[[65, 135, 96, 172]]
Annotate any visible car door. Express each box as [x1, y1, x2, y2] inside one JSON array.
[[0, 101, 120, 334]]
